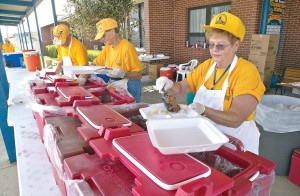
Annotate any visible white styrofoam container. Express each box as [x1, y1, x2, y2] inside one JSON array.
[[147, 117, 229, 155], [139, 103, 199, 119]]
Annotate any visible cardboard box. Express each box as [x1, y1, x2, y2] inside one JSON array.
[[248, 54, 276, 74], [292, 88, 300, 95], [148, 63, 165, 80], [249, 34, 279, 56]]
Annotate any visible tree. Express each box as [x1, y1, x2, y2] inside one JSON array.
[[64, 0, 135, 41]]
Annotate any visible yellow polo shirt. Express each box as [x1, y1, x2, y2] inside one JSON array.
[[187, 57, 266, 120], [57, 37, 88, 66], [93, 39, 143, 72], [3, 43, 15, 53]]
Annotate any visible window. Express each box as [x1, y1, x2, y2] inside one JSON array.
[[187, 3, 231, 47], [129, 3, 145, 48]]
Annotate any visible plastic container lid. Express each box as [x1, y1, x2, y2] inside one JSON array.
[[25, 51, 38, 55], [168, 64, 177, 68], [160, 67, 171, 71], [113, 133, 211, 190]]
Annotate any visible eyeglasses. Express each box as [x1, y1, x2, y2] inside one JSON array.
[[208, 43, 230, 50]]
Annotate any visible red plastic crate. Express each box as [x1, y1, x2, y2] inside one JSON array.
[[190, 147, 276, 195], [288, 149, 300, 186], [75, 105, 145, 141], [55, 86, 101, 106], [33, 93, 62, 142], [43, 116, 94, 195], [64, 153, 136, 195], [89, 133, 234, 195]]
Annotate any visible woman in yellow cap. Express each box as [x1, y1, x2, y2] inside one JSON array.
[[156, 12, 265, 154], [92, 18, 143, 103], [52, 24, 88, 76], [2, 38, 15, 53]]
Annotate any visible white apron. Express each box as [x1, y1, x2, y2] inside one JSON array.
[[62, 37, 73, 66], [193, 55, 260, 154], [62, 37, 74, 78]]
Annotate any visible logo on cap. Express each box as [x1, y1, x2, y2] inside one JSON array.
[[97, 22, 102, 31], [215, 14, 227, 25]]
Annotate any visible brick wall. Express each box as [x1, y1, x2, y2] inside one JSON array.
[[145, 0, 263, 65], [144, 0, 300, 73], [144, 0, 175, 64], [275, 0, 300, 74]]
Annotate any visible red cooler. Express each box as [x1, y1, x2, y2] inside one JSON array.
[[160, 67, 173, 80], [168, 64, 177, 80], [25, 51, 42, 71], [22, 49, 35, 69]]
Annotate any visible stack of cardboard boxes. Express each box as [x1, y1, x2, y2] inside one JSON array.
[[148, 63, 165, 80], [248, 34, 279, 89]]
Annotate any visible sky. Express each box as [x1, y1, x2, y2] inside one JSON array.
[[0, 0, 68, 39]]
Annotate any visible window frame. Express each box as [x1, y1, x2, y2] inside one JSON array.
[[187, 2, 231, 47]]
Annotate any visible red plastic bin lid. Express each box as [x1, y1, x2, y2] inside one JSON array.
[[76, 105, 132, 129], [113, 133, 211, 190], [57, 86, 94, 99]]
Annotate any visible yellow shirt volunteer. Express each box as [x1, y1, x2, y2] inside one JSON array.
[[187, 57, 265, 120], [57, 37, 88, 66], [3, 43, 15, 53], [93, 39, 143, 72]]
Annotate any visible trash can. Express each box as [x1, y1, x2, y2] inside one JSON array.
[[24, 51, 42, 71], [255, 95, 300, 176], [3, 52, 23, 68]]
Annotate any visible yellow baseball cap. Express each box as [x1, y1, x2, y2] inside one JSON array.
[[94, 18, 118, 40], [53, 24, 70, 44], [203, 12, 246, 42]]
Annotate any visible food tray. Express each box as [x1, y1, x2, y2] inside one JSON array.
[[139, 103, 199, 119], [147, 117, 229, 155]]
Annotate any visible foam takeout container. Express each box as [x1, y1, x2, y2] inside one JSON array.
[[139, 103, 199, 119], [147, 117, 229, 155]]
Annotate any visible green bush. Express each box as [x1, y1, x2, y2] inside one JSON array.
[[87, 50, 100, 62], [46, 45, 58, 58]]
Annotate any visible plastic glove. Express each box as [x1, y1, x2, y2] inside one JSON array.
[[189, 102, 206, 115], [77, 77, 86, 86], [107, 68, 126, 78], [156, 76, 173, 93]]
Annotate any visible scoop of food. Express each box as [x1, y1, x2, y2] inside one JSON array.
[[156, 76, 181, 113], [162, 92, 181, 112]]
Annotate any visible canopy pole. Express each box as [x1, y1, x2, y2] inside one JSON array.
[[17, 24, 24, 50], [260, 0, 270, 34], [26, 15, 34, 50], [21, 20, 28, 50], [51, 0, 58, 26], [33, 5, 45, 68]]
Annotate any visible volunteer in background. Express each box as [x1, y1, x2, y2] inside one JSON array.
[[92, 18, 143, 103], [2, 38, 15, 53], [156, 12, 265, 154], [52, 24, 88, 85]]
